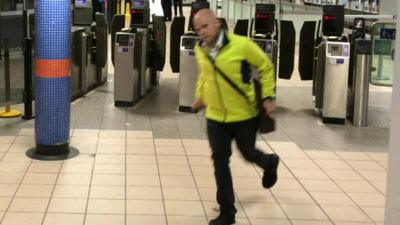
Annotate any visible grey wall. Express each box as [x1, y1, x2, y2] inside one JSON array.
[[380, 0, 398, 15]]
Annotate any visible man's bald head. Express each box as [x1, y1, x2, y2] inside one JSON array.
[[193, 9, 221, 47]]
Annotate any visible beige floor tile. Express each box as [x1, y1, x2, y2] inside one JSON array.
[[281, 204, 328, 220], [127, 164, 158, 175], [234, 177, 264, 189], [95, 154, 125, 164], [182, 139, 209, 148], [9, 197, 49, 212], [157, 155, 188, 165], [377, 160, 387, 169], [334, 222, 375, 225], [358, 170, 387, 181], [89, 185, 125, 199], [92, 174, 125, 186], [0, 162, 30, 173], [96, 145, 125, 154], [85, 214, 125, 225], [230, 156, 250, 167], [299, 179, 341, 192], [126, 155, 157, 164], [60, 163, 93, 174], [197, 188, 217, 201], [281, 159, 319, 169], [28, 162, 61, 173], [1, 212, 44, 225], [14, 136, 35, 144], [0, 211, 4, 220], [2, 152, 32, 163], [321, 205, 371, 222], [126, 145, 155, 155], [167, 215, 208, 225], [70, 144, 97, 154], [15, 184, 54, 198], [347, 160, 386, 171], [18, 128, 35, 136], [231, 166, 260, 177], [57, 173, 92, 185], [185, 147, 211, 156], [8, 143, 33, 153], [72, 129, 99, 137], [361, 207, 385, 223], [291, 168, 330, 180], [274, 178, 305, 191], [126, 138, 154, 146], [94, 164, 125, 174], [154, 138, 183, 147], [70, 137, 98, 146], [165, 200, 205, 216], [371, 181, 387, 194], [0, 197, 12, 211], [22, 173, 58, 184], [249, 218, 291, 225], [229, 217, 250, 225], [126, 215, 166, 225], [52, 185, 90, 198], [348, 192, 385, 207], [162, 187, 200, 200], [99, 130, 126, 138], [87, 199, 125, 214], [314, 159, 353, 170], [187, 156, 213, 166], [0, 184, 18, 197], [305, 150, 341, 160], [126, 200, 165, 215], [0, 136, 16, 144], [127, 130, 153, 139], [366, 152, 388, 161], [242, 203, 286, 219], [235, 189, 276, 203], [43, 213, 85, 225], [268, 142, 302, 151], [291, 220, 333, 225], [336, 180, 380, 193], [159, 165, 192, 176], [272, 190, 315, 205], [272, 165, 294, 179], [48, 198, 87, 213], [127, 186, 162, 200], [335, 151, 372, 161], [156, 146, 186, 155], [127, 174, 160, 186], [310, 192, 355, 206], [194, 176, 216, 188], [98, 138, 126, 147], [273, 149, 309, 159], [0, 143, 11, 152], [161, 175, 196, 187], [323, 169, 364, 181]]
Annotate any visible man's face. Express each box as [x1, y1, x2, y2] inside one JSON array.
[[193, 15, 220, 46]]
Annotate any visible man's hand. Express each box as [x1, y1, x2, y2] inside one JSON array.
[[191, 98, 205, 112], [262, 99, 276, 115]]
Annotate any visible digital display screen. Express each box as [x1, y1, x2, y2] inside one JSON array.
[[380, 28, 396, 40], [131, 9, 144, 15], [132, 1, 145, 8], [328, 44, 343, 57], [117, 35, 129, 43], [322, 14, 343, 36], [75, 0, 88, 6], [182, 38, 198, 50], [254, 13, 274, 34]]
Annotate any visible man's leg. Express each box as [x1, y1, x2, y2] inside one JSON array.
[[207, 120, 236, 224], [230, 117, 280, 188]]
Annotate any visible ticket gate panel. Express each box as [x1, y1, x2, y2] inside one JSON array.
[[136, 28, 150, 96], [114, 32, 140, 105], [322, 41, 350, 123], [179, 35, 200, 112], [252, 38, 278, 75]]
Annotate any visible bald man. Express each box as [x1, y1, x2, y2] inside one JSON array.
[[191, 9, 280, 225]]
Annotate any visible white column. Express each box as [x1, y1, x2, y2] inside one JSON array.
[[384, 1, 400, 225]]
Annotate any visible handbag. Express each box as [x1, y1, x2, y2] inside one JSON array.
[[205, 55, 275, 133]]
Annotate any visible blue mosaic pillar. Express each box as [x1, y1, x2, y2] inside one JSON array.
[[29, 0, 78, 159]]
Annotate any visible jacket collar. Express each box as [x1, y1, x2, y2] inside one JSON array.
[[199, 29, 230, 50]]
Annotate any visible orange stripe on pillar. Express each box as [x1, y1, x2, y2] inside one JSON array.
[[35, 59, 71, 78]]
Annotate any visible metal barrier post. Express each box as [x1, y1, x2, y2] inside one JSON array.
[[22, 37, 34, 120], [0, 39, 22, 118]]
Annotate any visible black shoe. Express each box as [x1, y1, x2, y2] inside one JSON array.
[[262, 154, 280, 188], [209, 214, 235, 225]]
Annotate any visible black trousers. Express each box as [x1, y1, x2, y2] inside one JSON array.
[[161, 0, 172, 20], [207, 117, 270, 215], [173, 0, 183, 16]]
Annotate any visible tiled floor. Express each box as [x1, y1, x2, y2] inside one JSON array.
[[0, 129, 388, 225]]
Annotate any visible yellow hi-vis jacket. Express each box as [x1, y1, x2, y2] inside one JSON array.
[[194, 32, 276, 123]]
